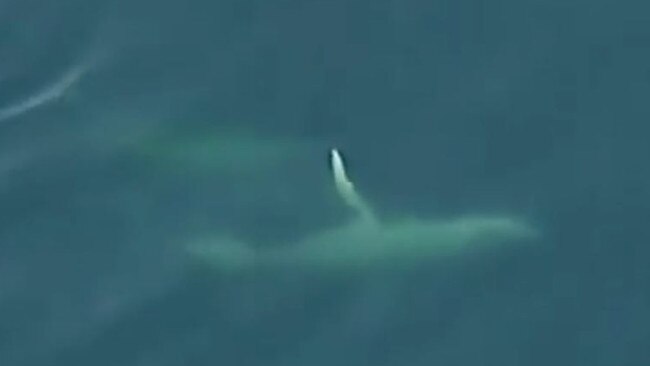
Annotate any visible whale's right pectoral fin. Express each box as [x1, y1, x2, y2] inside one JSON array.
[[329, 148, 377, 225]]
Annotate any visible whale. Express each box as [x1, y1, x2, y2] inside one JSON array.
[[132, 127, 309, 177], [187, 148, 538, 273]]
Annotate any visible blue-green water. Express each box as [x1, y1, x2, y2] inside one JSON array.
[[1, 0, 649, 365]]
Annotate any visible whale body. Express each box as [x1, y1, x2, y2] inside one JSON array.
[[188, 148, 538, 273]]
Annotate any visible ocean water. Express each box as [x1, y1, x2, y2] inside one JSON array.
[[0, 0, 649, 365]]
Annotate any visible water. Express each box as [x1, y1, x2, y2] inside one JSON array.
[[0, 0, 648, 365]]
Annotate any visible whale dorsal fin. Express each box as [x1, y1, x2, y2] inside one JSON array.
[[329, 148, 377, 225]]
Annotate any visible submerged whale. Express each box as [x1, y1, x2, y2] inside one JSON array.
[[188, 149, 538, 273]]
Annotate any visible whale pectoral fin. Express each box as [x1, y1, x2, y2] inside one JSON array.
[[329, 148, 377, 224], [187, 236, 257, 272]]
